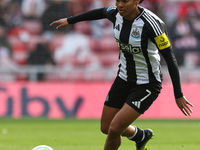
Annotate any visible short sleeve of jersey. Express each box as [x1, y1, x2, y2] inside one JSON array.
[[143, 10, 171, 51], [103, 6, 118, 24]]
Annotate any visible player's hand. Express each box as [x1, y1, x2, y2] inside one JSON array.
[[175, 96, 193, 116], [50, 18, 69, 29]]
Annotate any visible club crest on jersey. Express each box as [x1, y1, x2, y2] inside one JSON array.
[[131, 28, 140, 38]]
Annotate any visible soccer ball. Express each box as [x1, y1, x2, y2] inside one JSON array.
[[32, 145, 54, 150]]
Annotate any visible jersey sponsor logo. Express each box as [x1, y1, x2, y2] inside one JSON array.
[[116, 38, 141, 54], [154, 33, 171, 50], [115, 24, 120, 31], [131, 28, 140, 38]]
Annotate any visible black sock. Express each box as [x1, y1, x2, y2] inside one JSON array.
[[129, 127, 144, 142]]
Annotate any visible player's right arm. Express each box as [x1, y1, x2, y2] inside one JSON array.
[[50, 7, 117, 29], [50, 18, 69, 29], [50, 8, 108, 29]]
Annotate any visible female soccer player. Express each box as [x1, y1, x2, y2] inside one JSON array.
[[50, 0, 193, 149]]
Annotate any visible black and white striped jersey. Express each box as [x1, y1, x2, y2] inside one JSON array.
[[105, 6, 170, 84], [67, 6, 183, 98]]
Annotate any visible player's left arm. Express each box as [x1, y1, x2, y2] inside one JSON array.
[[155, 32, 193, 116]]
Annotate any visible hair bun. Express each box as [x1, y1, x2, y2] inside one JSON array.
[[139, 0, 144, 4]]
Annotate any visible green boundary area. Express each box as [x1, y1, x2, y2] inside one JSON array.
[[0, 119, 199, 150]]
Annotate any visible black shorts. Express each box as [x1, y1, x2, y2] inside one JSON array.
[[104, 76, 162, 114]]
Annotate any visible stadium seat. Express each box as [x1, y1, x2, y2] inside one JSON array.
[[96, 52, 119, 67], [22, 19, 42, 35]]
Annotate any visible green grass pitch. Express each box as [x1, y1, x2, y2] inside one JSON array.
[[0, 119, 200, 150]]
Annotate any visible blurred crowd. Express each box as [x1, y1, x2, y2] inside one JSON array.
[[0, 0, 200, 81]]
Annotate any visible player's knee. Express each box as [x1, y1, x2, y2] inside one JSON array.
[[101, 125, 109, 134], [101, 122, 122, 136], [107, 124, 121, 137]]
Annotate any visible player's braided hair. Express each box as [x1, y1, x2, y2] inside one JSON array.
[[139, 0, 144, 4]]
